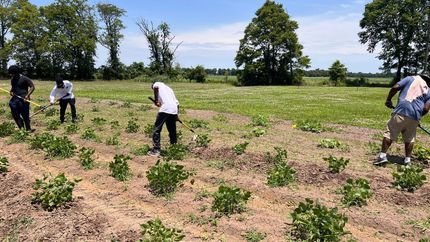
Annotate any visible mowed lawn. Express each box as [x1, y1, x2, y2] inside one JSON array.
[[1, 79, 427, 130]]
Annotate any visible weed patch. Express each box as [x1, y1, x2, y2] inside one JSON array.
[[10, 129, 29, 143], [109, 154, 132, 181], [251, 115, 270, 127], [47, 120, 61, 130], [242, 229, 266, 242], [212, 185, 251, 216], [79, 147, 95, 170], [324, 155, 349, 173], [161, 143, 188, 161], [0, 156, 8, 173], [340, 178, 372, 207], [195, 133, 211, 147], [393, 165, 426, 192], [81, 128, 98, 141], [187, 119, 209, 129], [65, 123, 79, 134], [232, 142, 249, 155], [125, 119, 140, 133], [295, 119, 332, 133], [267, 148, 295, 187], [0, 122, 14, 137], [133, 144, 151, 156], [138, 218, 185, 241], [143, 123, 153, 138]]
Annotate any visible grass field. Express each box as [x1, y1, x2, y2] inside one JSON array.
[[0, 79, 423, 130]]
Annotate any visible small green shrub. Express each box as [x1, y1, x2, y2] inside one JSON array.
[[29, 133, 54, 150], [10, 129, 29, 143], [213, 114, 228, 122], [133, 144, 151, 156], [45, 136, 76, 159], [265, 147, 288, 164], [64, 123, 79, 134], [106, 135, 120, 146], [0, 108, 5, 116], [138, 218, 185, 242], [161, 143, 188, 161], [187, 119, 209, 129], [251, 127, 266, 137], [120, 101, 132, 108], [251, 115, 269, 127], [318, 138, 342, 149], [232, 142, 249, 155], [295, 119, 331, 133], [81, 128, 97, 141], [290, 199, 348, 242], [267, 160, 296, 187], [79, 147, 95, 170], [146, 160, 193, 196], [212, 185, 251, 216], [47, 120, 61, 130], [109, 154, 132, 181], [31, 173, 80, 210], [413, 144, 430, 163], [110, 120, 120, 129], [242, 229, 266, 242], [195, 133, 211, 147], [393, 165, 427, 192], [0, 156, 9, 173], [340, 178, 372, 207], [126, 119, 140, 133], [143, 123, 154, 138], [91, 117, 107, 126], [0, 122, 14, 137], [323, 155, 349, 173]]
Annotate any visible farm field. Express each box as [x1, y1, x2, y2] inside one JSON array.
[[0, 81, 429, 241]]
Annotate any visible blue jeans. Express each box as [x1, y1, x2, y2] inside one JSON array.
[[9, 97, 31, 130]]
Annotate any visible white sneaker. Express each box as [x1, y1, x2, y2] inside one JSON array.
[[373, 156, 388, 165]]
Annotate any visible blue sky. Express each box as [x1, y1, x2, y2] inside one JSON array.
[[30, 0, 381, 73]]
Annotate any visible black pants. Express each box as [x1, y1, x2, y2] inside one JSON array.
[[59, 98, 77, 123], [152, 112, 177, 151], [9, 97, 31, 130]]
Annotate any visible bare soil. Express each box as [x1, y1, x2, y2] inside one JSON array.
[[0, 97, 429, 241]]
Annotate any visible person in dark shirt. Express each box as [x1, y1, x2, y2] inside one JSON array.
[[8, 65, 35, 131]]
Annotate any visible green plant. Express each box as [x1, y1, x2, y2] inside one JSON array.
[[91, 117, 107, 126], [251, 114, 269, 127], [251, 127, 266, 137], [47, 119, 61, 130], [146, 160, 193, 196], [133, 144, 151, 156], [242, 229, 266, 242], [366, 141, 380, 155], [110, 120, 120, 129], [139, 104, 151, 112], [143, 123, 154, 138], [393, 165, 427, 192], [109, 154, 132, 181], [161, 143, 188, 161], [44, 108, 58, 117], [195, 133, 211, 147], [211, 185, 251, 216], [29, 133, 55, 150], [91, 106, 100, 112], [0, 156, 9, 173], [232, 142, 249, 155], [187, 119, 209, 129], [106, 135, 120, 146], [323, 155, 349, 173], [406, 217, 430, 232], [419, 237, 430, 242], [213, 114, 228, 122], [413, 144, 430, 163], [64, 123, 79, 134], [81, 128, 97, 141], [121, 101, 132, 108], [138, 218, 185, 242], [79, 147, 95, 170], [0, 107, 5, 115], [290, 198, 348, 242], [126, 119, 140, 133], [340, 178, 372, 207], [187, 213, 218, 227], [318, 138, 342, 149], [0, 122, 14, 137], [267, 160, 296, 187], [31, 173, 81, 210], [265, 146, 288, 164], [295, 119, 331, 133], [194, 189, 211, 201], [10, 129, 29, 143], [45, 136, 76, 159]]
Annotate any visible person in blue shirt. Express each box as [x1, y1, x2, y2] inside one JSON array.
[[374, 74, 430, 165]]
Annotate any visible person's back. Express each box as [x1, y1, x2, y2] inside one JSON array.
[[152, 82, 179, 115], [394, 75, 430, 121]]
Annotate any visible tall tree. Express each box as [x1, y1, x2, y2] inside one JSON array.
[[10, 0, 49, 78], [235, 0, 310, 86], [42, 0, 97, 79], [96, 3, 125, 80], [329, 60, 348, 86], [136, 19, 181, 76], [359, 0, 428, 83], [0, 0, 15, 76]]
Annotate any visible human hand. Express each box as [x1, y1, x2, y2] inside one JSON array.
[[155, 101, 161, 107], [25, 95, 31, 100], [385, 100, 394, 109]]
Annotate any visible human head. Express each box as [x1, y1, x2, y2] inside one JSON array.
[[56, 74, 64, 88], [8, 65, 20, 76]]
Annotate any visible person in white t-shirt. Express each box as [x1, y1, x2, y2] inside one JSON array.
[[49, 75, 77, 123], [148, 81, 179, 156]]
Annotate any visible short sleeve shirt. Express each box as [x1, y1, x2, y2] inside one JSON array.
[[153, 82, 179, 114], [393, 75, 430, 120], [11, 75, 33, 98]]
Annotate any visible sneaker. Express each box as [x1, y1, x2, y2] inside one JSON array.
[[402, 160, 411, 166], [373, 156, 388, 165], [147, 149, 160, 156]]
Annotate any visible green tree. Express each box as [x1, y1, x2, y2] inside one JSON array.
[[186, 65, 207, 83], [136, 19, 181, 76], [96, 3, 125, 80], [329, 60, 348, 86], [359, 0, 428, 83], [235, 0, 310, 86], [0, 0, 16, 76], [42, 0, 97, 79], [10, 0, 49, 78]]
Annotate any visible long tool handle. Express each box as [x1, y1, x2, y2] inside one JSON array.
[[419, 124, 430, 136], [0, 87, 41, 107], [178, 119, 195, 133], [30, 93, 70, 117]]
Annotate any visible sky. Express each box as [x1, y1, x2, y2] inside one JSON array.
[[30, 0, 382, 73]]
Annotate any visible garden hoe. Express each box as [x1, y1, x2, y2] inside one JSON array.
[[148, 96, 198, 140], [0, 87, 41, 107], [30, 93, 70, 118], [419, 124, 430, 136]]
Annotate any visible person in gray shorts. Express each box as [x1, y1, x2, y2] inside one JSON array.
[[374, 74, 430, 165]]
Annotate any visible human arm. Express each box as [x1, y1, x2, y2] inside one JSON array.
[[423, 101, 430, 117], [49, 86, 57, 104], [385, 84, 401, 109], [25, 78, 35, 100], [153, 86, 160, 107]]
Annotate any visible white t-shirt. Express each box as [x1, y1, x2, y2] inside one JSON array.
[[153, 82, 179, 114], [49, 80, 74, 103]]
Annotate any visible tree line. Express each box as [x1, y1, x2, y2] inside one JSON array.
[[0, 0, 428, 85]]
